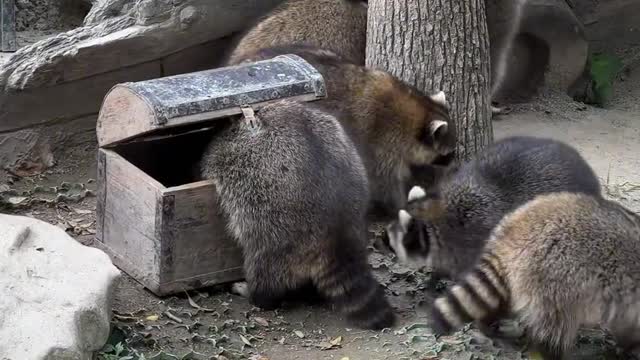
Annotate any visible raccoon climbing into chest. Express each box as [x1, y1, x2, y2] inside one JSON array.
[[428, 192, 640, 360], [385, 136, 602, 278], [198, 100, 394, 330]]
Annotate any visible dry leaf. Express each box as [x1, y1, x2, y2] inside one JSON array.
[[239, 334, 253, 347], [294, 330, 305, 339], [254, 317, 269, 327], [330, 336, 343, 346], [185, 291, 215, 312], [74, 209, 92, 215], [340, 357, 350, 360], [146, 314, 159, 321]]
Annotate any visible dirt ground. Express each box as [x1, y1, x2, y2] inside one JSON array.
[[2, 63, 640, 360]]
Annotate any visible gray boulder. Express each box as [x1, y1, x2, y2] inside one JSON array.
[[0, 214, 121, 359]]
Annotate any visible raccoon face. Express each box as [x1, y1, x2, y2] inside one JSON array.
[[385, 209, 433, 268], [385, 186, 455, 273]]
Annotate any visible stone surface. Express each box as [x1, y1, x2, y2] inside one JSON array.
[[495, 0, 589, 103], [0, 214, 121, 359]]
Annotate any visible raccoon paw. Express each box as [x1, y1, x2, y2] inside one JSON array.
[[231, 281, 249, 298]]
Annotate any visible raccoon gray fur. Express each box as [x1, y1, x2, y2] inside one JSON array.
[[198, 100, 395, 330], [385, 136, 602, 278], [225, 44, 456, 222], [428, 192, 640, 359], [223, 0, 368, 66]]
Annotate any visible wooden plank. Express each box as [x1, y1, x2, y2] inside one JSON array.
[[95, 149, 107, 242], [159, 181, 244, 289], [96, 54, 327, 147], [100, 149, 164, 288], [1, 0, 16, 52]]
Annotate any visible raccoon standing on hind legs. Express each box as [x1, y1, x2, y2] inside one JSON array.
[[428, 192, 640, 360], [199, 100, 395, 330]]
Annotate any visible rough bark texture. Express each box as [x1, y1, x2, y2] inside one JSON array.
[[366, 0, 492, 160]]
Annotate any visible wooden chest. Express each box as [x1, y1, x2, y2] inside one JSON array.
[[94, 55, 326, 296]]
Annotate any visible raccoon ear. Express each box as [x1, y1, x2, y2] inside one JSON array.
[[430, 90, 447, 106], [408, 186, 427, 202], [430, 120, 449, 140]]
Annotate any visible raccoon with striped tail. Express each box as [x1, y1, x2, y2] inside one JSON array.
[[428, 192, 640, 359], [198, 100, 395, 330], [227, 45, 456, 222], [385, 136, 602, 279]]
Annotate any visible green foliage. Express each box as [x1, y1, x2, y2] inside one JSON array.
[[98, 342, 136, 360], [589, 53, 623, 107]]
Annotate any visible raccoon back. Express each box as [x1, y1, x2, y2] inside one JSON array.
[[199, 100, 369, 252], [224, 0, 368, 66]]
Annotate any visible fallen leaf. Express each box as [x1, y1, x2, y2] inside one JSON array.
[[8, 196, 27, 205], [146, 315, 160, 321], [239, 334, 253, 348], [294, 330, 305, 339], [340, 357, 350, 360], [254, 317, 269, 327], [163, 310, 183, 323], [330, 336, 343, 346], [74, 208, 92, 215]]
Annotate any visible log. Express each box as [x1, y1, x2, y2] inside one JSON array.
[[0, 0, 285, 92], [96, 54, 327, 147]]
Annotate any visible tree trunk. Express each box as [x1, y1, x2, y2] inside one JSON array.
[[366, 0, 492, 161]]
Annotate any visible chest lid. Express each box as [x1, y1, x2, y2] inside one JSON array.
[[96, 54, 327, 147]]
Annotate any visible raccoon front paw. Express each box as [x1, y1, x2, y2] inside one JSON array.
[[231, 281, 249, 298]]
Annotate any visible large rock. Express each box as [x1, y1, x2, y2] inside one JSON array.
[[0, 214, 121, 359], [494, 0, 589, 104]]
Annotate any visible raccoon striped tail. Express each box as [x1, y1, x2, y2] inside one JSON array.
[[429, 256, 509, 335], [313, 258, 396, 330]]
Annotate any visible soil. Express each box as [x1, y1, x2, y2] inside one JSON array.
[[2, 45, 640, 360]]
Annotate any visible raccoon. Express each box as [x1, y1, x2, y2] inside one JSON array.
[[385, 136, 602, 278], [428, 192, 640, 359], [198, 100, 395, 330], [227, 45, 456, 222], [223, 0, 368, 66]]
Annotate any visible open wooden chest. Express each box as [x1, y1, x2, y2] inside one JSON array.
[[94, 55, 326, 296]]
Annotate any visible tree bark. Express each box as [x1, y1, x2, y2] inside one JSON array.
[[366, 0, 492, 161]]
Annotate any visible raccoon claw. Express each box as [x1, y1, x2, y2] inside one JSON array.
[[231, 281, 249, 297]]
